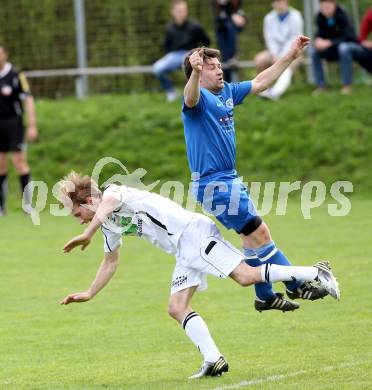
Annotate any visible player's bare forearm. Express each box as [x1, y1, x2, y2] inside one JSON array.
[[60, 250, 119, 305], [25, 95, 37, 127], [251, 35, 310, 94], [184, 71, 201, 108], [251, 54, 293, 93], [87, 250, 119, 298], [83, 214, 104, 239], [25, 95, 38, 141]]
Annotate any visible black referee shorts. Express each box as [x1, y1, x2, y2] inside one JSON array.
[[0, 116, 25, 153]]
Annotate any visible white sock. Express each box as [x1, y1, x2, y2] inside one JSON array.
[[261, 264, 318, 283], [182, 312, 221, 363], [270, 68, 293, 98]]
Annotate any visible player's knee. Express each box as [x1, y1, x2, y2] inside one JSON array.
[[167, 302, 183, 320], [14, 160, 29, 173], [240, 263, 263, 286], [233, 266, 259, 287], [12, 153, 28, 171]]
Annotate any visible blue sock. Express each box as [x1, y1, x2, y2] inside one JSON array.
[[254, 242, 301, 292], [244, 248, 276, 300]]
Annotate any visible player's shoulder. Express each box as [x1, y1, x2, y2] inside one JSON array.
[[103, 183, 120, 192], [1, 63, 17, 79], [9, 65, 24, 79], [182, 88, 208, 114], [102, 183, 125, 198], [7, 63, 18, 74], [220, 81, 236, 95]]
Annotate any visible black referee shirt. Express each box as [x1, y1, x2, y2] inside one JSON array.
[[0, 63, 31, 118]]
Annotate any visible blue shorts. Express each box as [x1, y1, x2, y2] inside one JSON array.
[[192, 170, 257, 232]]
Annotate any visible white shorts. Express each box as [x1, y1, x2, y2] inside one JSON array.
[[170, 214, 245, 295]]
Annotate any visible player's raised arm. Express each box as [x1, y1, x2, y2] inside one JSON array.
[[250, 35, 310, 94], [183, 48, 203, 108], [60, 248, 120, 305]]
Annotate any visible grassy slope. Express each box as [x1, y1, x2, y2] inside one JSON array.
[[0, 199, 371, 389], [18, 85, 371, 197]]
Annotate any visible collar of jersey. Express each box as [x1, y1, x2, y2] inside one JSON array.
[[0, 62, 12, 78]]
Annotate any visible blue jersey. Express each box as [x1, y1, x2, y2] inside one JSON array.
[[182, 81, 252, 178]]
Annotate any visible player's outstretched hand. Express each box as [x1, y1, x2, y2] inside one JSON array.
[[290, 35, 310, 59], [63, 233, 91, 253], [60, 291, 91, 305], [189, 48, 204, 74]]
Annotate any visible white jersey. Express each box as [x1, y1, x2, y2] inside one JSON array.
[[264, 8, 303, 58], [100, 184, 194, 255]]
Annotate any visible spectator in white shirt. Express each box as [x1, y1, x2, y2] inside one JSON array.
[[254, 0, 303, 100]]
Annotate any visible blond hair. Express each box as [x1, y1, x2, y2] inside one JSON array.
[[58, 171, 101, 205]]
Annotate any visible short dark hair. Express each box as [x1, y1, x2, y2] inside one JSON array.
[[183, 47, 221, 79], [319, 0, 336, 3]]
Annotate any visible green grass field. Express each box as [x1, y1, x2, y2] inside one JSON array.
[[1, 198, 371, 389]]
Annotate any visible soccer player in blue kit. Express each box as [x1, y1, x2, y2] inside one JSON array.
[[181, 36, 329, 312]]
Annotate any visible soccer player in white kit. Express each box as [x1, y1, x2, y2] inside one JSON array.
[[59, 171, 340, 379]]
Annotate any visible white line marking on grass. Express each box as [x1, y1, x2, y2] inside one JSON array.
[[211, 361, 369, 390]]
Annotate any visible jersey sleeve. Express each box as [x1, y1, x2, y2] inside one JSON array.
[[230, 81, 252, 105], [102, 184, 126, 212], [182, 89, 206, 117], [101, 225, 122, 253], [18, 72, 32, 98]]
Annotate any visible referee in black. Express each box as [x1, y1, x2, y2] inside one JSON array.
[[0, 45, 38, 216]]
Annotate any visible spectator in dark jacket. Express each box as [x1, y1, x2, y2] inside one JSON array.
[[309, 0, 358, 94], [153, 0, 210, 102], [211, 0, 247, 82]]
